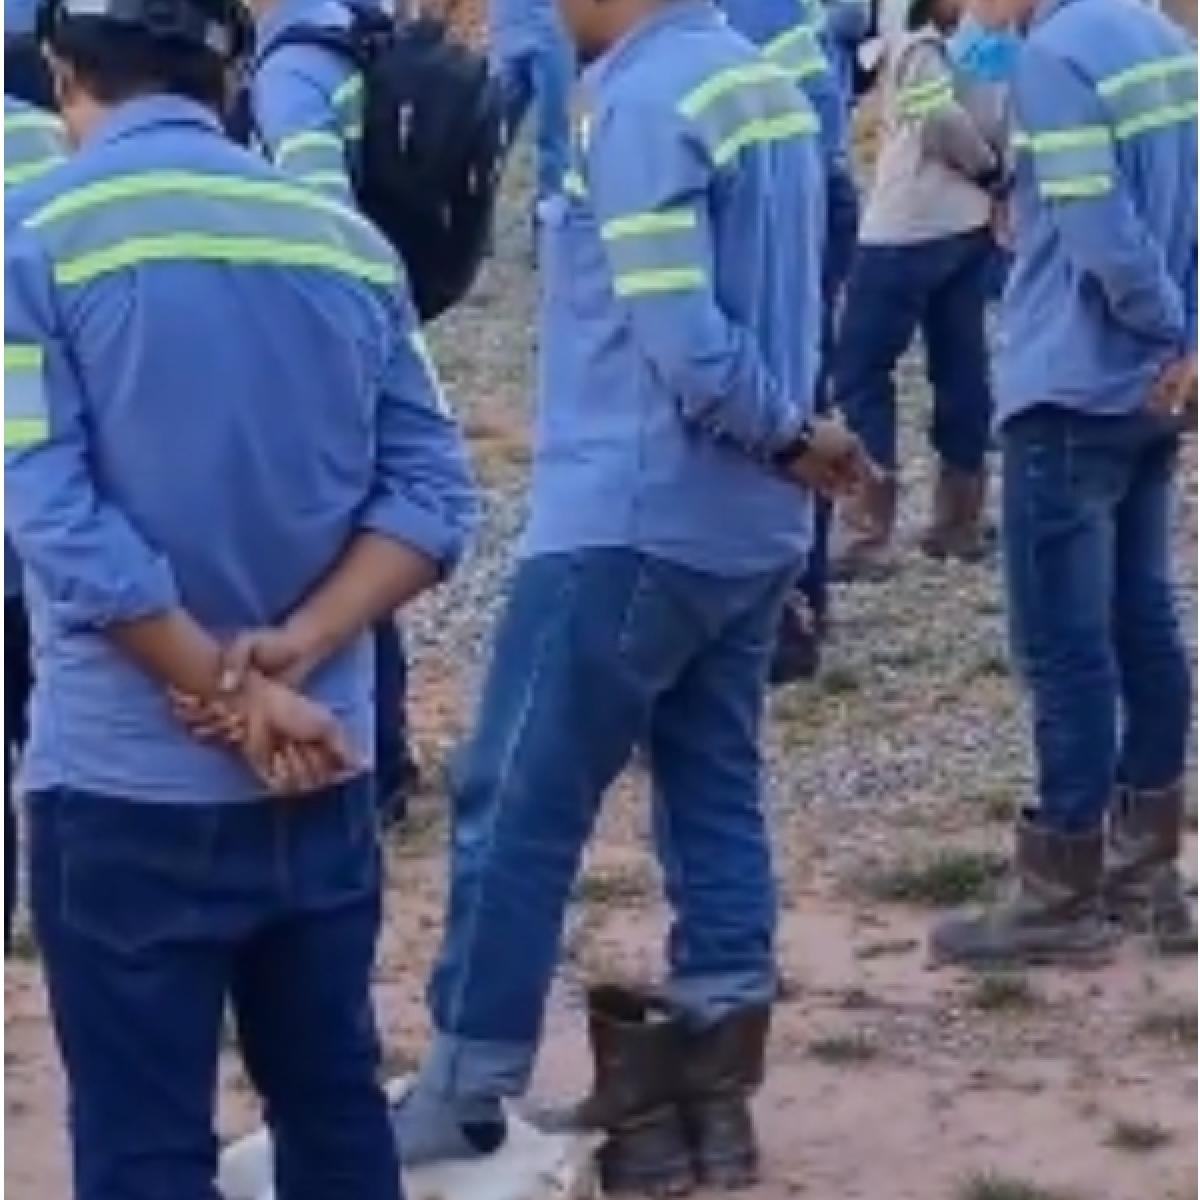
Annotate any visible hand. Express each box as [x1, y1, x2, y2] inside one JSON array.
[[218, 624, 318, 692], [237, 672, 360, 795], [785, 417, 874, 499], [1147, 354, 1197, 427], [168, 690, 245, 747]]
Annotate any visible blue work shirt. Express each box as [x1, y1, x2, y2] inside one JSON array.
[[252, 0, 370, 203], [4, 96, 477, 803], [5, 98, 66, 601], [524, 0, 825, 576], [721, 0, 848, 165], [998, 0, 1196, 423]]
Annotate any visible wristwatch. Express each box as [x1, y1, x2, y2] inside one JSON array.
[[773, 420, 816, 471]]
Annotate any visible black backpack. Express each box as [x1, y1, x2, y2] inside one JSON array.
[[241, 9, 507, 323]]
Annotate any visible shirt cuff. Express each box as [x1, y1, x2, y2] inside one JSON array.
[[53, 553, 179, 629], [359, 497, 473, 575]]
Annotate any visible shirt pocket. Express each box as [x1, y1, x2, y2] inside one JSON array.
[[542, 196, 612, 322]]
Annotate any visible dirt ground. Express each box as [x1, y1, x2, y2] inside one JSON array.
[[5, 145, 1198, 1200]]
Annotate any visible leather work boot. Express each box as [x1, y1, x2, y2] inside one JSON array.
[[918, 466, 991, 562], [554, 986, 693, 1196], [830, 471, 898, 583], [930, 813, 1120, 969], [678, 1005, 771, 1190], [1104, 781, 1196, 955]]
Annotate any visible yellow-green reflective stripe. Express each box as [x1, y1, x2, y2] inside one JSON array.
[[53, 234, 398, 286], [1116, 99, 1198, 140], [3, 111, 61, 135], [763, 23, 818, 59], [900, 89, 954, 117], [899, 75, 953, 102], [410, 332, 449, 414], [1040, 174, 1113, 199], [1097, 53, 1195, 97], [333, 75, 363, 108], [601, 210, 697, 240], [614, 267, 707, 297], [713, 110, 816, 166], [563, 169, 587, 198], [5, 345, 43, 371], [26, 171, 361, 230], [276, 130, 343, 160], [343, 123, 364, 141], [6, 157, 61, 186], [1013, 125, 1110, 152], [5, 416, 47, 449], [298, 170, 353, 190], [679, 62, 789, 118]]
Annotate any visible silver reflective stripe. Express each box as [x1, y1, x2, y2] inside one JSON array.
[[5, 344, 48, 449], [1013, 125, 1115, 186], [1097, 53, 1197, 139], [600, 208, 705, 280]]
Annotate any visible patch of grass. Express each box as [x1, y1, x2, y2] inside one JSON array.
[[863, 849, 1006, 907], [1136, 1005, 1197, 1048], [956, 1172, 1080, 1200], [963, 786, 1019, 824], [573, 862, 656, 908], [820, 665, 862, 695], [854, 936, 919, 960], [807, 1030, 880, 1065], [968, 973, 1039, 1014], [1105, 1118, 1172, 1154]]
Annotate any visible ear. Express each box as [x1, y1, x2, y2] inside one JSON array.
[[45, 48, 77, 111]]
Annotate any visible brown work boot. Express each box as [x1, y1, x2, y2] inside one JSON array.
[[930, 813, 1120, 969], [919, 466, 991, 562], [553, 986, 693, 1196], [1104, 781, 1196, 955], [679, 1006, 771, 1190], [830, 471, 898, 582]]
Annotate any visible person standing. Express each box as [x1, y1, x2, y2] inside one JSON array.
[[3, 93, 65, 954], [489, 0, 575, 226], [931, 0, 1195, 966], [390, 0, 867, 1189], [5, 0, 477, 1195], [247, 0, 424, 827], [832, 0, 1006, 579]]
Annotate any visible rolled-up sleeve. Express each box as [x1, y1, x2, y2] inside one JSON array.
[[359, 286, 480, 570], [5, 228, 179, 626]]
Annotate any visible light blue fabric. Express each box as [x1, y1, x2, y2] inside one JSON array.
[[949, 14, 1023, 83], [4, 96, 478, 802], [997, 0, 1197, 423], [523, 0, 825, 576], [4, 0, 38, 34]]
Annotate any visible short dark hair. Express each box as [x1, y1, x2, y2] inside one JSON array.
[[47, 18, 226, 109]]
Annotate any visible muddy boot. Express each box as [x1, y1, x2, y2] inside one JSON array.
[[678, 1006, 771, 1190], [919, 467, 990, 562], [557, 987, 693, 1196], [830, 472, 898, 583], [1104, 782, 1196, 955], [930, 813, 1120, 969]]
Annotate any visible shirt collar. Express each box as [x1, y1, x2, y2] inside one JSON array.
[[582, 0, 720, 94], [84, 95, 224, 150]]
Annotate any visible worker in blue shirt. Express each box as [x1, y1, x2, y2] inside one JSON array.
[[489, 0, 576, 222], [247, 0, 425, 828], [720, 0, 864, 681], [391, 0, 868, 1188], [932, 0, 1196, 968], [3, 96, 65, 956], [5, 0, 476, 1193]]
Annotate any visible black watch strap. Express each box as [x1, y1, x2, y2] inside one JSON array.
[[774, 420, 815, 470]]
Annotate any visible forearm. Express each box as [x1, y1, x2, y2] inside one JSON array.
[[107, 610, 226, 698], [281, 532, 439, 678]]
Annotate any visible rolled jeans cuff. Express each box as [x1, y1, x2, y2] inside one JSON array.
[[421, 1031, 538, 1101]]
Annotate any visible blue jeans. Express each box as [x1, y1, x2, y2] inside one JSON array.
[[30, 780, 399, 1200], [374, 619, 416, 821], [493, 38, 573, 204], [1003, 407, 1191, 833], [423, 550, 790, 1098], [834, 228, 995, 473]]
